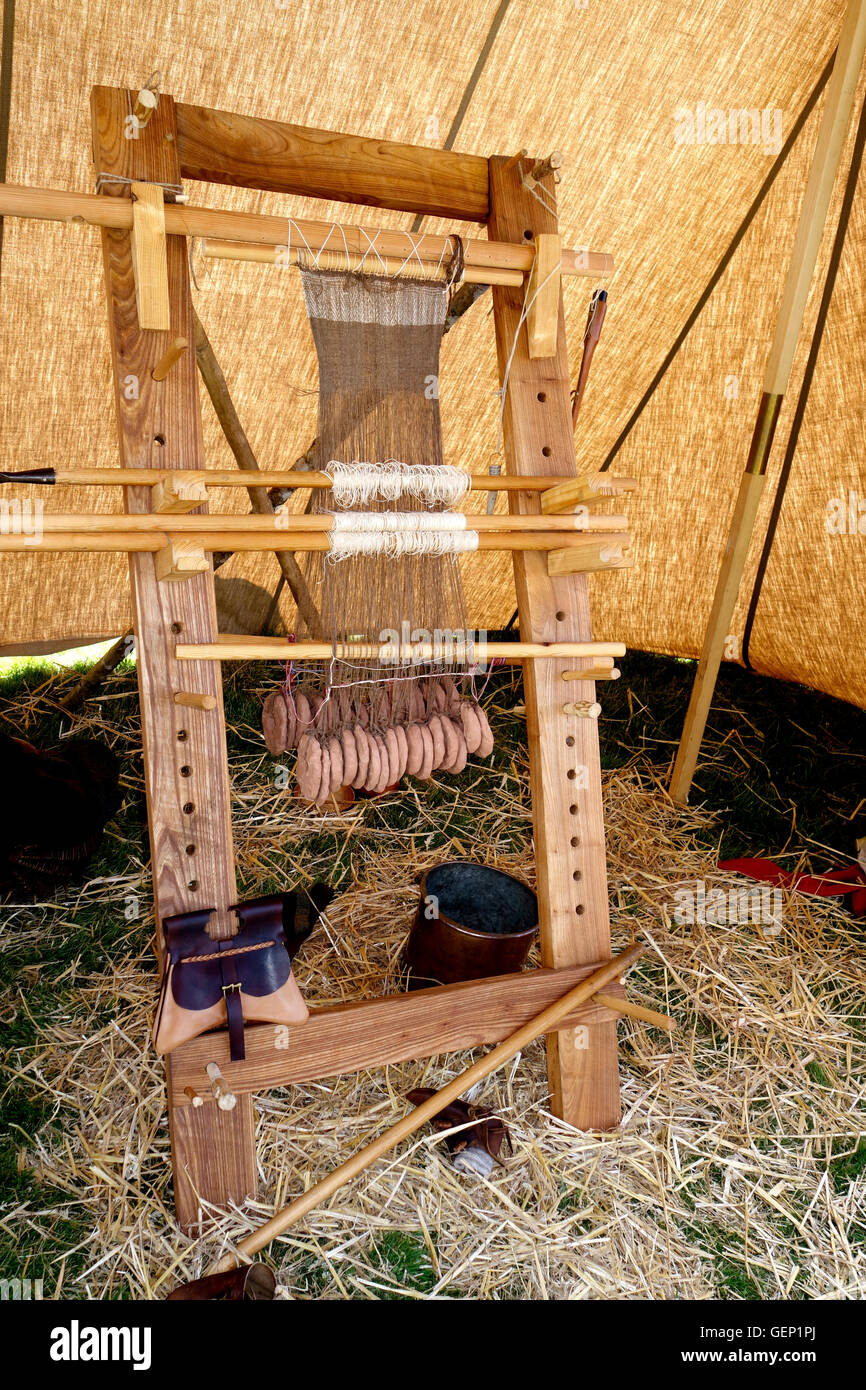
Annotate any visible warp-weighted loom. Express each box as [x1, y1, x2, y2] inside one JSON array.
[[0, 86, 643, 1229]]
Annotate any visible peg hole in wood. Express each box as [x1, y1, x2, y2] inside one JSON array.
[[177, 729, 188, 741], [180, 765, 192, 777], [537, 391, 547, 402], [171, 621, 183, 633], [565, 735, 575, 747], [523, 229, 534, 241], [542, 446, 552, 457], [183, 801, 195, 814], [575, 904, 585, 915], [188, 880, 199, 892], [569, 804, 578, 814], [570, 836, 579, 847], [567, 768, 576, 780], [154, 434, 166, 447], [572, 870, 582, 882], [555, 610, 567, 621], [185, 844, 196, 856]]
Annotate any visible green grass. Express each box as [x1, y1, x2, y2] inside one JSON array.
[[829, 1139, 866, 1196], [597, 651, 865, 860]]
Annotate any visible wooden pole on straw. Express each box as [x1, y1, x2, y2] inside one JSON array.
[[670, 0, 866, 804], [207, 942, 644, 1275]]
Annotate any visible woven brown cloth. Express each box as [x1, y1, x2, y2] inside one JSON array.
[[299, 267, 468, 661]]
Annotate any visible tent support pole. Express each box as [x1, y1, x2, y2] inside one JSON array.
[[670, 0, 866, 804]]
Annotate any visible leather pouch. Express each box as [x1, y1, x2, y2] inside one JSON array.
[[153, 893, 310, 1060]]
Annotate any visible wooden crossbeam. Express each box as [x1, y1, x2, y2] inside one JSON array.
[[0, 183, 613, 279], [174, 100, 491, 221], [171, 963, 626, 1105]]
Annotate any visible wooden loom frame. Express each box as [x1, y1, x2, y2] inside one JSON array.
[[90, 85, 624, 1230]]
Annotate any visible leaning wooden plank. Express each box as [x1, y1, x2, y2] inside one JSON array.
[[170, 964, 627, 1102], [174, 100, 490, 221], [91, 85, 256, 1230], [488, 154, 621, 1130]]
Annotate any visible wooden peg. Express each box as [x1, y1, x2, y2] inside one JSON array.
[[130, 181, 170, 331], [529, 151, 564, 181], [502, 147, 528, 172], [133, 87, 159, 128], [183, 1086, 204, 1108], [526, 233, 561, 358], [206, 1062, 237, 1112], [563, 700, 601, 718], [174, 690, 218, 711], [548, 537, 633, 576], [152, 473, 208, 513], [541, 475, 637, 514], [594, 994, 675, 1032], [562, 667, 621, 682], [154, 539, 209, 582], [563, 656, 613, 675], [152, 337, 189, 381]]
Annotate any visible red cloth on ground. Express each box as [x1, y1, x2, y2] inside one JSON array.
[[718, 857, 866, 917]]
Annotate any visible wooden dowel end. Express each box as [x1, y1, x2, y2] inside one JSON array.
[[206, 1062, 236, 1112], [152, 336, 189, 381], [594, 993, 675, 1033], [173, 691, 218, 711]]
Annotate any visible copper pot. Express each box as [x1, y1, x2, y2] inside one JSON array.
[[404, 862, 538, 988]]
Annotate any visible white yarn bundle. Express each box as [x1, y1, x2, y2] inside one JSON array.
[[324, 460, 471, 508], [326, 510, 478, 561]]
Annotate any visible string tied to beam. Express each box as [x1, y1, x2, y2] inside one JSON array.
[[94, 172, 188, 202]]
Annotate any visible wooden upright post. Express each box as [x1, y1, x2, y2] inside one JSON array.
[[91, 86, 257, 1228], [488, 159, 620, 1129]]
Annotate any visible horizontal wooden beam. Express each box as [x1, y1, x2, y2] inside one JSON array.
[[178, 638, 627, 662], [0, 185, 613, 280], [0, 531, 629, 556], [170, 962, 627, 1105], [6, 468, 621, 493], [174, 100, 490, 221], [31, 511, 625, 535], [202, 237, 522, 286]]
